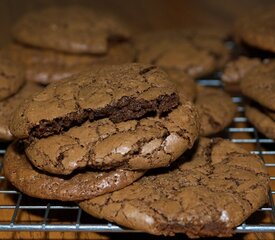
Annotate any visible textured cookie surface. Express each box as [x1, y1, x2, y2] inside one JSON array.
[[245, 104, 275, 139], [25, 101, 200, 174], [1, 42, 135, 84], [195, 86, 237, 136], [3, 142, 145, 201], [10, 64, 179, 139], [235, 8, 275, 53], [241, 61, 275, 111], [12, 6, 130, 54], [222, 57, 261, 84], [0, 83, 42, 141], [165, 69, 196, 101], [79, 138, 269, 238], [135, 30, 229, 78], [0, 57, 25, 101]]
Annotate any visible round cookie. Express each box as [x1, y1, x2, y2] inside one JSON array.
[[241, 61, 275, 111], [79, 138, 269, 238], [12, 6, 130, 54], [222, 57, 261, 85], [0, 57, 25, 101], [235, 8, 275, 53], [25, 101, 200, 174], [0, 82, 43, 141], [3, 142, 145, 201], [195, 86, 237, 136], [165, 69, 196, 101], [1, 42, 135, 85], [245, 105, 275, 139], [10, 64, 180, 139], [135, 30, 230, 78]]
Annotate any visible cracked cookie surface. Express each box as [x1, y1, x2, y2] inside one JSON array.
[[3, 142, 145, 201], [195, 86, 237, 136], [79, 138, 269, 238], [0, 82, 42, 141], [241, 61, 275, 111], [25, 100, 200, 174], [12, 6, 130, 54], [10, 63, 179, 139], [1, 42, 135, 85], [0, 57, 25, 101], [135, 30, 230, 78]]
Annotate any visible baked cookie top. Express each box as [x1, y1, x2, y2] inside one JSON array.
[[235, 8, 275, 53], [3, 142, 145, 201], [25, 100, 200, 174], [135, 30, 230, 78], [10, 63, 180, 139], [195, 86, 237, 136], [79, 138, 269, 238], [0, 82, 42, 141], [0, 57, 25, 101], [12, 6, 130, 54], [222, 57, 261, 84], [241, 61, 275, 111], [1, 42, 135, 85]]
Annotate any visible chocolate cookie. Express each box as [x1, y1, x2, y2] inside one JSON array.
[[165, 69, 196, 101], [235, 8, 275, 53], [0, 57, 25, 101], [10, 64, 180, 139], [195, 86, 237, 136], [222, 57, 261, 85], [3, 142, 145, 201], [12, 6, 130, 54], [79, 138, 269, 238], [245, 105, 275, 139], [241, 61, 275, 111], [0, 82, 42, 141], [25, 101, 200, 174], [135, 30, 230, 78], [1, 42, 135, 85]]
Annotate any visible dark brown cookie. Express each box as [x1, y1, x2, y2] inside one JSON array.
[[135, 30, 230, 78], [12, 6, 130, 54], [0, 57, 25, 101], [245, 104, 275, 139], [241, 61, 275, 111], [3, 142, 145, 201], [195, 86, 237, 136], [79, 138, 269, 238], [10, 64, 180, 139], [235, 8, 275, 53], [165, 69, 196, 101], [25, 101, 200, 174], [0, 82, 43, 141], [1, 42, 135, 85], [222, 57, 261, 85]]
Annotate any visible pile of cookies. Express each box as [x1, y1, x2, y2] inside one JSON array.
[[0, 5, 271, 238]]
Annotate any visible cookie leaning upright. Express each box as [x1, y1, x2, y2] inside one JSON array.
[[11, 63, 200, 175], [12, 6, 130, 54]]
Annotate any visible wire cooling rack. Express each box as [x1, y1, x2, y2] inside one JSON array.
[[0, 79, 274, 234]]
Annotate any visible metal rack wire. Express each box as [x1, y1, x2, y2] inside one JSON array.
[[0, 79, 274, 234]]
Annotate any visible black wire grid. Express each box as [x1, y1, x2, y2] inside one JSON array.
[[0, 79, 274, 233]]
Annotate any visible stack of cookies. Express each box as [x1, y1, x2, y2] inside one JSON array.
[[3, 63, 269, 238], [1, 6, 135, 85]]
